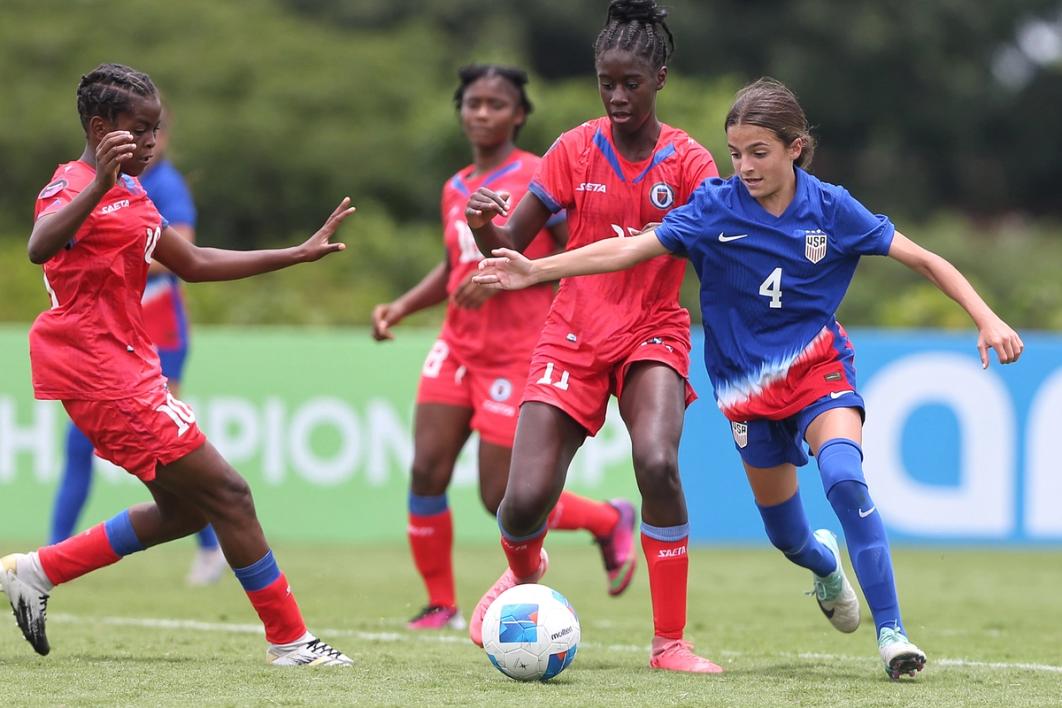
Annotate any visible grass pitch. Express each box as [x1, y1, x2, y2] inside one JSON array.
[[2, 542, 1060, 706]]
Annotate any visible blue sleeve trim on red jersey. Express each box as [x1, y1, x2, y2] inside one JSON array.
[[592, 128, 627, 183], [528, 180, 563, 214], [482, 160, 522, 189], [632, 143, 677, 184], [450, 174, 470, 197]]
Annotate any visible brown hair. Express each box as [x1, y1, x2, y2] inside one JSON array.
[[725, 77, 815, 169]]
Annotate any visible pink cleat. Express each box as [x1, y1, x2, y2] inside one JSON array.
[[406, 605, 466, 631], [468, 548, 549, 647], [596, 499, 637, 596], [649, 636, 724, 674]]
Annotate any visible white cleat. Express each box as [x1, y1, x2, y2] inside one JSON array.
[[0, 552, 53, 656], [811, 529, 860, 633], [267, 632, 353, 666], [186, 547, 228, 587], [878, 626, 926, 679]]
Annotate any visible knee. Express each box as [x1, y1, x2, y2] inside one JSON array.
[[498, 487, 550, 535], [409, 456, 451, 496], [632, 446, 681, 499], [207, 471, 256, 522], [817, 438, 865, 497]]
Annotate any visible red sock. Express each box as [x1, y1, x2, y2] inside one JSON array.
[[500, 528, 547, 580], [246, 573, 307, 645], [37, 523, 120, 586], [641, 532, 689, 640], [547, 492, 620, 538], [408, 510, 455, 608]]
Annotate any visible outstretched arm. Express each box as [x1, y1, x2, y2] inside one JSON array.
[[473, 228, 669, 290], [371, 259, 449, 341], [153, 197, 354, 283], [888, 231, 1023, 367]]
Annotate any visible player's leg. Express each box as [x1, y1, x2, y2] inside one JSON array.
[[153, 442, 351, 665], [1, 480, 208, 656], [805, 407, 925, 678], [48, 421, 96, 543], [473, 365, 632, 596], [406, 402, 472, 630], [619, 361, 721, 674], [468, 402, 584, 646]]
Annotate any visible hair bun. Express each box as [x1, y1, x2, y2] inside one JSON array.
[[607, 0, 668, 24]]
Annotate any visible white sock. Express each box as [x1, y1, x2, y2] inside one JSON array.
[[269, 630, 315, 651]]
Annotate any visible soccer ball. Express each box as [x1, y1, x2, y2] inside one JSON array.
[[482, 583, 580, 682]]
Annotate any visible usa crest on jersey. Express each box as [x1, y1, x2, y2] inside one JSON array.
[[731, 421, 748, 448], [804, 229, 828, 263]]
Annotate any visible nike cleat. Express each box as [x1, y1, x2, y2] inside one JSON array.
[[811, 529, 860, 633], [0, 552, 52, 656], [878, 626, 926, 679], [406, 605, 466, 631], [267, 632, 353, 666], [649, 636, 724, 674], [596, 499, 637, 597], [469, 548, 549, 647]]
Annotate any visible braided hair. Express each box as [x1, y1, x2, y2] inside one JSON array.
[[76, 63, 158, 130], [593, 0, 675, 72], [453, 64, 534, 138]]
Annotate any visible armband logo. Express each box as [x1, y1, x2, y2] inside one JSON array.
[[38, 179, 67, 199]]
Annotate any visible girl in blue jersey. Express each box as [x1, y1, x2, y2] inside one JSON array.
[[474, 77, 1024, 680]]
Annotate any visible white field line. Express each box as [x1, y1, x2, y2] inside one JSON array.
[[47, 613, 1062, 674]]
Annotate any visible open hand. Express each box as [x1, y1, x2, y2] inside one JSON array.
[[300, 197, 355, 262], [450, 271, 496, 309], [464, 188, 511, 229], [977, 317, 1024, 368], [472, 248, 536, 290], [93, 131, 136, 192]]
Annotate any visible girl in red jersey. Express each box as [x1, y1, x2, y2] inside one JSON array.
[[0, 63, 354, 666], [462, 1, 722, 673], [372, 65, 637, 631]]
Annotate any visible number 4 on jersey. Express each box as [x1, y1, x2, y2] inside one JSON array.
[[759, 267, 783, 309]]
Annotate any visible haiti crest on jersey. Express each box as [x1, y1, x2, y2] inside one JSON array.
[[804, 228, 828, 264], [649, 182, 675, 209]]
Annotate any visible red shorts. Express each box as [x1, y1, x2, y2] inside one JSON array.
[[415, 338, 527, 447], [523, 316, 696, 435], [63, 384, 207, 481]]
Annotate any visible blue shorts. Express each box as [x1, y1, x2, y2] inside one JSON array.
[[158, 346, 189, 383], [729, 391, 866, 468]]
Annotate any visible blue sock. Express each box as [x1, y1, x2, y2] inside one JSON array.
[[408, 492, 448, 517], [818, 439, 904, 635], [233, 550, 279, 592], [196, 525, 220, 550], [756, 489, 836, 577], [50, 423, 95, 544], [103, 509, 146, 556]]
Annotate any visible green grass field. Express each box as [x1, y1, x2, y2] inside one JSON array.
[[2, 542, 1060, 706]]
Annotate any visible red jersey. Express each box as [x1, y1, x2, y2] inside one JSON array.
[[528, 117, 717, 341], [29, 161, 166, 400], [439, 148, 558, 368]]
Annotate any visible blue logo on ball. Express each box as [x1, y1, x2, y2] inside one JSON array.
[[498, 603, 539, 643]]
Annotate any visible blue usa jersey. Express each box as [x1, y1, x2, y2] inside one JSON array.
[[655, 168, 895, 421]]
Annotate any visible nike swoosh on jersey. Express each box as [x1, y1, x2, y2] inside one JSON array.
[[718, 233, 749, 242]]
